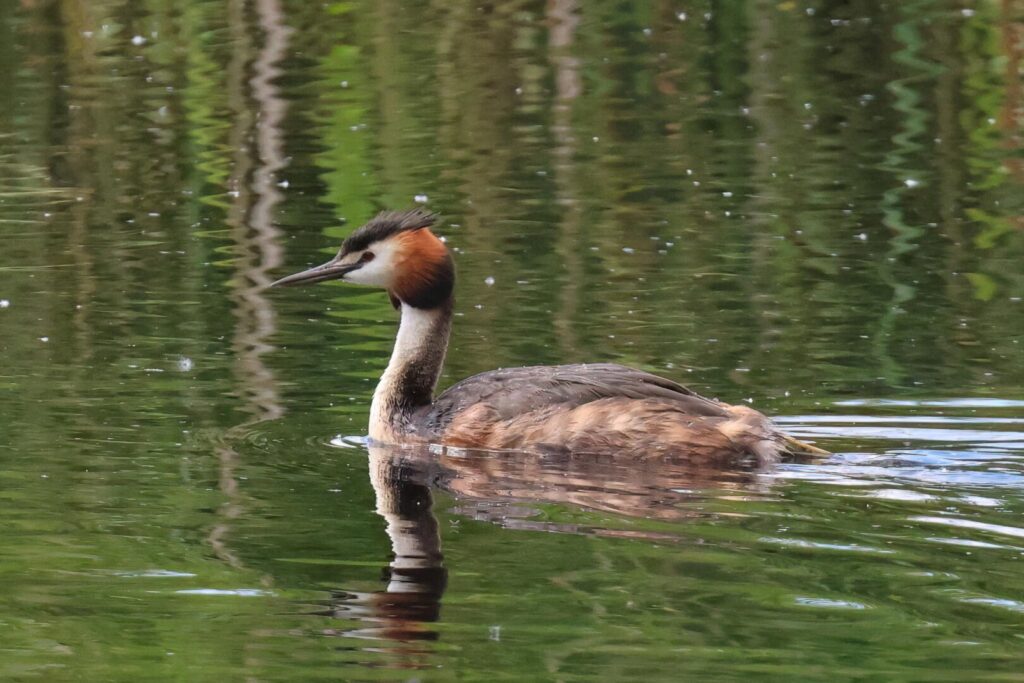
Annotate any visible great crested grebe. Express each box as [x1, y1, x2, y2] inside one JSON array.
[[273, 209, 826, 465]]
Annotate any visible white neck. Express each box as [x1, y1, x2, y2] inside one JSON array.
[[369, 302, 451, 442]]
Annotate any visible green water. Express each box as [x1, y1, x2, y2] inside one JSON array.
[[2, 0, 1024, 680]]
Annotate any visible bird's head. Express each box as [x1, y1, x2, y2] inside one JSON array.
[[272, 209, 454, 309]]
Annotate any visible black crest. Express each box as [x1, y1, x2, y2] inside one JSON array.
[[341, 208, 438, 255]]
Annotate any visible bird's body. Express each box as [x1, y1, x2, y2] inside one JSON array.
[[274, 209, 825, 466], [411, 363, 794, 465]]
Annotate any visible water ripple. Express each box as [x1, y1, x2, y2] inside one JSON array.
[[910, 516, 1024, 541], [832, 399, 1024, 408]]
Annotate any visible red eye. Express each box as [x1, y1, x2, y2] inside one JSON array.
[[360, 251, 375, 263]]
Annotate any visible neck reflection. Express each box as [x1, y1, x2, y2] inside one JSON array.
[[370, 444, 447, 630], [323, 444, 447, 652]]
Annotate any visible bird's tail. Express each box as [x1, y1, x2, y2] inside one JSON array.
[[782, 434, 830, 457]]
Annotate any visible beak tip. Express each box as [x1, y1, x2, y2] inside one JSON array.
[[267, 276, 289, 288]]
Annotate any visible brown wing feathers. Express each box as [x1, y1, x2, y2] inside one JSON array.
[[417, 364, 800, 464]]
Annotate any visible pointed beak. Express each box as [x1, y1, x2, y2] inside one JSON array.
[[270, 258, 358, 287]]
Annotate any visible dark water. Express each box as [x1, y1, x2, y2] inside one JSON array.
[[2, 0, 1024, 680]]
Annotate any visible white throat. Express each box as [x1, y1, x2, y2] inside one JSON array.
[[369, 303, 451, 442], [390, 304, 437, 365]]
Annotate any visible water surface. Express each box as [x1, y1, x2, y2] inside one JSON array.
[[1, 0, 1023, 680]]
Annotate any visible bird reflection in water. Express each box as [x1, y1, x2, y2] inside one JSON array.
[[314, 444, 447, 659], [316, 439, 775, 662], [392, 442, 770, 530]]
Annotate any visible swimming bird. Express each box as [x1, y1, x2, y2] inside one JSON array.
[[272, 209, 826, 466]]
